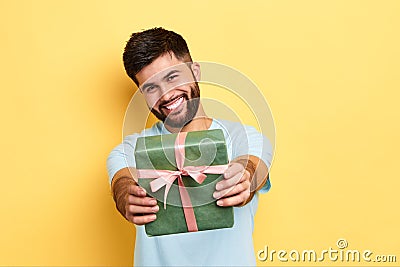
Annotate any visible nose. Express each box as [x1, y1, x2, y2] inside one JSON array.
[[158, 81, 180, 101], [157, 87, 176, 104]]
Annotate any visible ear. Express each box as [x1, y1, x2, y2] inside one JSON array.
[[191, 62, 201, 81]]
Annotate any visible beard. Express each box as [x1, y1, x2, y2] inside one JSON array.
[[150, 83, 200, 129]]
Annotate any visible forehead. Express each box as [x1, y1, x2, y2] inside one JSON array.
[[136, 53, 187, 86]]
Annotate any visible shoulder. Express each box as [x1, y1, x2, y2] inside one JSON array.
[[212, 119, 260, 139]]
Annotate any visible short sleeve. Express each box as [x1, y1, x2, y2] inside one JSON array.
[[106, 133, 139, 184]]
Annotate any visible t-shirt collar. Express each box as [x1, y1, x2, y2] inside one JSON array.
[[159, 119, 217, 134]]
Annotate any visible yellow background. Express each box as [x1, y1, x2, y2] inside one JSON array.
[[1, 0, 399, 266]]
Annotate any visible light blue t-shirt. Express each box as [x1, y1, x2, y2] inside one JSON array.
[[107, 119, 272, 266]]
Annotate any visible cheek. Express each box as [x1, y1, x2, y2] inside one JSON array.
[[173, 83, 192, 93], [144, 95, 161, 110]]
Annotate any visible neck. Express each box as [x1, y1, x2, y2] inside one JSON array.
[[165, 104, 212, 133]]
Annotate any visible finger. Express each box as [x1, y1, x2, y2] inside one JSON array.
[[127, 195, 157, 206], [216, 170, 249, 191], [127, 214, 157, 225], [223, 162, 245, 179], [216, 190, 250, 207], [127, 203, 159, 215], [128, 184, 147, 197], [213, 180, 250, 199]]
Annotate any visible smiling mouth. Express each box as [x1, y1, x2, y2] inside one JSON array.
[[162, 96, 185, 111]]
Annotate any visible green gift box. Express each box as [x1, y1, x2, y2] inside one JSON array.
[[134, 129, 234, 236]]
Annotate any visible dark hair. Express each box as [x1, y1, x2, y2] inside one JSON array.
[[123, 27, 192, 86]]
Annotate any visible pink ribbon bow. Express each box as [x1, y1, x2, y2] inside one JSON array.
[[136, 132, 228, 232]]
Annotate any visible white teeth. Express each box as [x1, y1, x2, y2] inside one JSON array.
[[165, 97, 183, 110]]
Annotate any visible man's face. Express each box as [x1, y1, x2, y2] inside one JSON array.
[[136, 53, 201, 128]]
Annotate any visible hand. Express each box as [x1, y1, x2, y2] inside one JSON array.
[[125, 183, 159, 225], [111, 168, 159, 225], [213, 162, 251, 207]]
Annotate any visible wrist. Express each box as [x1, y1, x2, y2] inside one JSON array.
[[111, 176, 136, 219], [234, 158, 257, 207]]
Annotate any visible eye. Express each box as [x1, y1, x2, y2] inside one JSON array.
[[143, 85, 157, 94], [167, 74, 178, 82]]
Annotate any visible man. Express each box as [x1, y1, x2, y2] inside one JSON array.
[[107, 27, 272, 266]]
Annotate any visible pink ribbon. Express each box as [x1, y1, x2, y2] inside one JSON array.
[[136, 132, 228, 232]]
